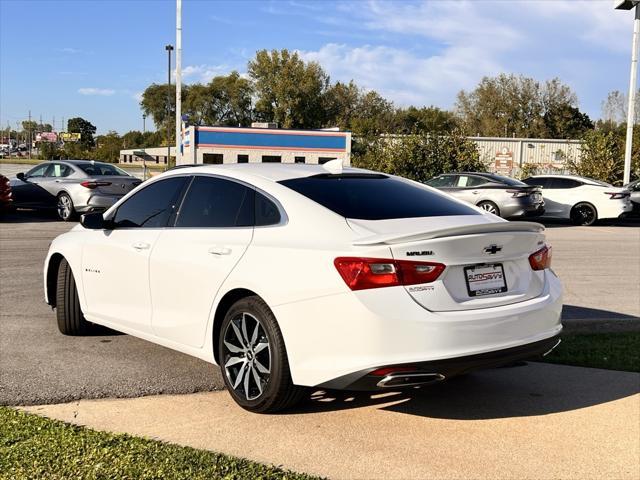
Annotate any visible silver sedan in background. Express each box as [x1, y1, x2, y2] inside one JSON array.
[[425, 172, 545, 218], [10, 160, 141, 221]]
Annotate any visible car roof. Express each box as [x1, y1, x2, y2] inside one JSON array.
[[163, 163, 374, 183], [526, 174, 606, 186]]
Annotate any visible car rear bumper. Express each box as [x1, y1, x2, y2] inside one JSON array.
[[76, 194, 124, 213], [317, 334, 562, 390], [273, 269, 563, 388], [503, 199, 545, 218]]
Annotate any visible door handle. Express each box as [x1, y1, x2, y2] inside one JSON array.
[[208, 246, 232, 256], [132, 242, 150, 250], [472, 190, 479, 194]]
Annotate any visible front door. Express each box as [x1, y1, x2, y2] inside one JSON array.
[[81, 176, 189, 333]]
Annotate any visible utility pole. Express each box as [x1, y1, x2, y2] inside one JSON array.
[[175, 0, 182, 166], [165, 44, 174, 169], [28, 110, 31, 160], [617, 0, 640, 185], [142, 113, 147, 180]]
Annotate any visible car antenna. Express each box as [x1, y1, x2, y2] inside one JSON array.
[[322, 158, 343, 174]]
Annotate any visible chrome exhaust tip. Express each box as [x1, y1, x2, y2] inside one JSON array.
[[376, 372, 445, 388]]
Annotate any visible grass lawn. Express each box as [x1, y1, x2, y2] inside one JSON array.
[[0, 407, 321, 480], [541, 332, 640, 372]]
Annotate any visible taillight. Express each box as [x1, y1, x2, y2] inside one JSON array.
[[605, 191, 629, 200], [80, 181, 112, 189], [334, 257, 445, 291], [529, 245, 552, 271], [507, 189, 529, 198]]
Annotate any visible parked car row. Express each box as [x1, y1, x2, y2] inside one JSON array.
[[426, 172, 634, 226], [4, 160, 141, 220], [1, 160, 638, 226]]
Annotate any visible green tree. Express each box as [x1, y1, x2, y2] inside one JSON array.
[[248, 49, 329, 128], [122, 130, 144, 149], [354, 130, 486, 183], [455, 74, 586, 138], [568, 130, 624, 185], [94, 131, 122, 162], [395, 106, 458, 134], [323, 80, 361, 130], [67, 117, 97, 148], [350, 90, 396, 136], [39, 142, 60, 160], [543, 105, 593, 139]]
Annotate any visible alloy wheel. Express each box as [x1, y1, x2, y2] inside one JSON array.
[[572, 205, 596, 226], [57, 195, 72, 220], [479, 202, 497, 214], [222, 312, 271, 401]]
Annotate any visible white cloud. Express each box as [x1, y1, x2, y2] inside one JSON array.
[[181, 64, 232, 83], [300, 43, 500, 107], [78, 88, 116, 96]]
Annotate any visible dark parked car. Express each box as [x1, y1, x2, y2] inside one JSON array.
[[0, 174, 12, 211], [10, 160, 141, 221], [425, 172, 544, 218]]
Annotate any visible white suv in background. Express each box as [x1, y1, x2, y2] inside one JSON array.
[[522, 175, 632, 226]]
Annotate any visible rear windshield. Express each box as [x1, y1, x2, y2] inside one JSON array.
[[78, 163, 130, 177], [485, 174, 527, 186], [279, 174, 480, 220]]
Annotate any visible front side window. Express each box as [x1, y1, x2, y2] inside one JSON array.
[[425, 175, 455, 188], [523, 177, 550, 189], [280, 174, 479, 220], [176, 176, 254, 228], [112, 176, 187, 228], [26, 164, 48, 178]]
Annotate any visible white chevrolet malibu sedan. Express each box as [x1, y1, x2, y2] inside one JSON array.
[[44, 162, 563, 413]]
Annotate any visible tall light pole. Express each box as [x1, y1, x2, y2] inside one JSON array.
[[165, 44, 174, 169], [142, 113, 147, 180], [175, 0, 182, 166], [616, 0, 640, 185]]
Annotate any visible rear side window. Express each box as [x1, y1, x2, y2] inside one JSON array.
[[176, 176, 254, 228], [79, 163, 129, 176], [550, 178, 581, 189], [457, 175, 488, 187], [279, 174, 479, 220], [113, 177, 187, 228], [255, 192, 281, 226]]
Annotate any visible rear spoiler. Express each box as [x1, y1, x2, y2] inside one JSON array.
[[353, 221, 544, 246]]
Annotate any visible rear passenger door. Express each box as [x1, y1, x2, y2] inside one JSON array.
[[453, 175, 490, 205], [149, 175, 256, 347]]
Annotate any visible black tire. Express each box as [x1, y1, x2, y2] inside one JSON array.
[[57, 192, 75, 221], [570, 202, 598, 226], [56, 258, 92, 335], [477, 200, 501, 217], [218, 296, 306, 413]]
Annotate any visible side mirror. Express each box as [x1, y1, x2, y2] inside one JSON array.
[[16, 172, 25, 181], [80, 212, 108, 230]]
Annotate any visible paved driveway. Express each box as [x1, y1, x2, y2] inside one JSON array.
[[0, 211, 638, 406]]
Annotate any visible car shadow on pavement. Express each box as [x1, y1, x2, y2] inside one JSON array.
[[0, 209, 61, 223], [292, 362, 639, 420]]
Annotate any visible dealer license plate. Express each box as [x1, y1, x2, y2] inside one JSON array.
[[464, 264, 507, 297]]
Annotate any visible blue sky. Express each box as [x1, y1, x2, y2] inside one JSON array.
[[0, 0, 634, 135]]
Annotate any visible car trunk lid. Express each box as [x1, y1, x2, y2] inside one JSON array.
[[83, 176, 141, 195], [348, 216, 547, 312]]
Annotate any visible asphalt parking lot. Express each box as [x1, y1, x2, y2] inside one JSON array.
[[0, 211, 638, 406]]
